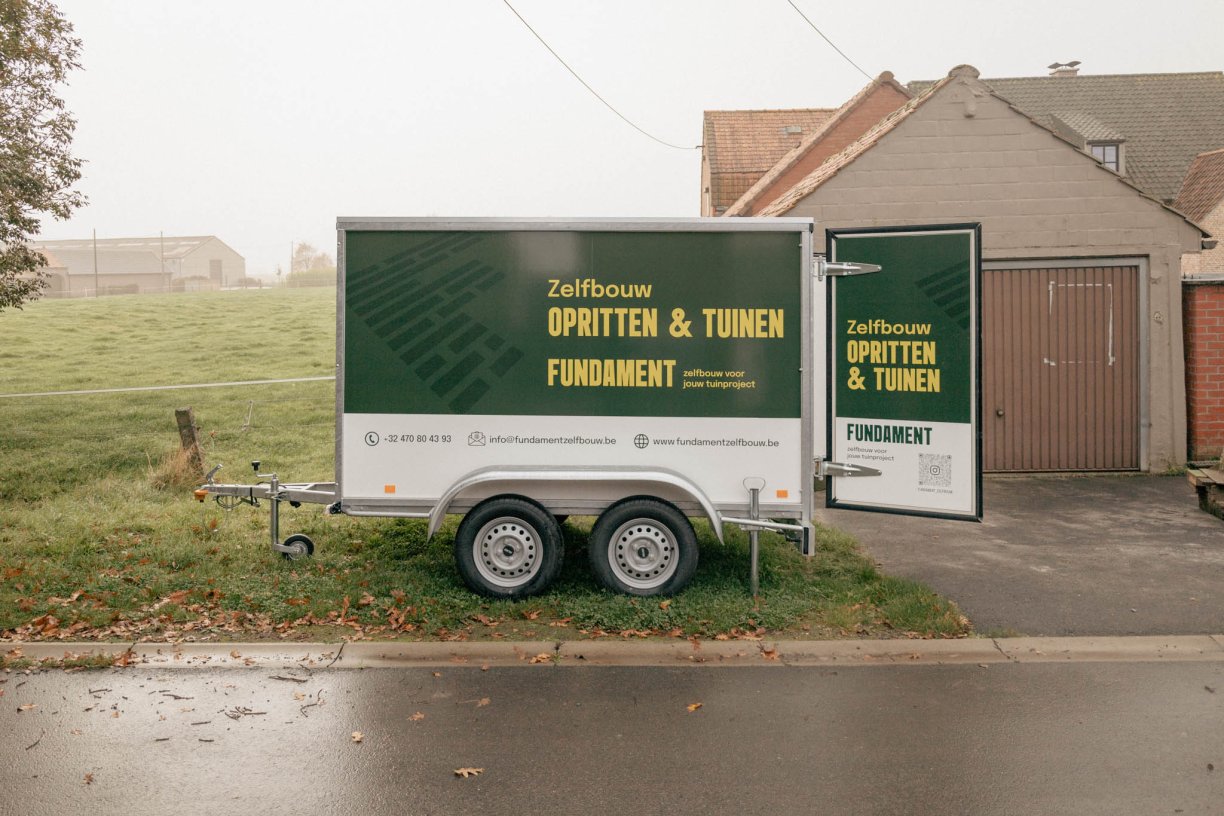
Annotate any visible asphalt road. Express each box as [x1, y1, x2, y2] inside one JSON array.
[[816, 475, 1224, 636], [3, 659, 1222, 816]]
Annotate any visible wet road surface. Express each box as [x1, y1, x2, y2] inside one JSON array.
[[2, 659, 1222, 815]]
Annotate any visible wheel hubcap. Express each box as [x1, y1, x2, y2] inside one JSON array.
[[474, 517, 541, 588], [609, 519, 678, 590]]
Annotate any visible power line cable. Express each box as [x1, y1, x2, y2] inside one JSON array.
[[784, 0, 873, 82], [501, 0, 697, 151]]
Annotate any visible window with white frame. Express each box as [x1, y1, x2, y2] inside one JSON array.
[[1090, 142, 1121, 173]]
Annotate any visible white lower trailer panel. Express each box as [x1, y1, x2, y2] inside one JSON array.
[[341, 413, 803, 511]]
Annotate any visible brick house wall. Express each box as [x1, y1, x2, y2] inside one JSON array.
[[774, 67, 1204, 470], [1181, 201, 1224, 276], [1184, 277, 1224, 461]]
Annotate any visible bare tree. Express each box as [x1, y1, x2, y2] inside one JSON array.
[[291, 242, 334, 273], [0, 0, 86, 312]]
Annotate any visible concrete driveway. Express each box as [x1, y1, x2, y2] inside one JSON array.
[[815, 475, 1224, 637]]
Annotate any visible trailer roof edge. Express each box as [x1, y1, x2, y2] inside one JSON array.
[[335, 217, 814, 233]]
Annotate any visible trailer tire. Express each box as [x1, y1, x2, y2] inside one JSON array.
[[455, 498, 563, 599], [280, 534, 315, 561], [589, 499, 698, 596]]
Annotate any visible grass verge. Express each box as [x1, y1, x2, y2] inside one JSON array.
[[0, 288, 971, 644]]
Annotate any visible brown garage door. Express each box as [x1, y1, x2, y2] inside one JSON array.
[[983, 263, 1140, 471]]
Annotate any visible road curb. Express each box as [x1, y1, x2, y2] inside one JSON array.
[[6, 634, 1224, 669]]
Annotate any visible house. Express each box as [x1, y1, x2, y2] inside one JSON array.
[[24, 249, 70, 297], [31, 235, 246, 296], [703, 65, 1213, 473], [907, 67, 1224, 206], [1177, 148, 1224, 276], [701, 108, 839, 217], [720, 73, 912, 217], [1175, 148, 1224, 461]]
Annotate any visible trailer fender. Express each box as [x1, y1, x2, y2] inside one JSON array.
[[428, 466, 725, 543]]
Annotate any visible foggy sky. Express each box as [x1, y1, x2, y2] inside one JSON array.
[[35, 0, 1224, 278]]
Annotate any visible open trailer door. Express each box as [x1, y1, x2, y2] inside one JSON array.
[[825, 224, 982, 522]]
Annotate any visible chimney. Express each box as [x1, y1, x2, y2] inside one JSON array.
[[1047, 60, 1081, 77]]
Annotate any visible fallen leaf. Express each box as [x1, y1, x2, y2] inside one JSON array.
[[293, 692, 306, 702], [83, 773, 94, 785], [523, 610, 541, 620], [351, 731, 364, 743], [432, 672, 442, 678], [686, 703, 703, 712], [480, 664, 490, 672], [18, 703, 37, 712], [477, 698, 490, 708], [454, 767, 484, 778], [229, 650, 241, 659], [529, 653, 552, 664], [70, 729, 82, 735], [761, 647, 779, 661], [111, 711, 120, 719], [358, 593, 375, 607], [409, 712, 425, 722]]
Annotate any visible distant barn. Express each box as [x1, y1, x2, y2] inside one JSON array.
[[31, 235, 246, 296]]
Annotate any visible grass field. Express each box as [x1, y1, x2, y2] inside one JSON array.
[[0, 288, 970, 644]]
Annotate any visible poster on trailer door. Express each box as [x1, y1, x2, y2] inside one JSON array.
[[827, 225, 982, 521]]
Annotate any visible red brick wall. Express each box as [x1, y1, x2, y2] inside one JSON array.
[[1184, 279, 1224, 462]]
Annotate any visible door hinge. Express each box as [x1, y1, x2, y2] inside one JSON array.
[[815, 457, 883, 478], [813, 254, 882, 281]]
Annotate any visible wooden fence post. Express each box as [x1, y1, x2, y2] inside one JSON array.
[[175, 407, 205, 478]]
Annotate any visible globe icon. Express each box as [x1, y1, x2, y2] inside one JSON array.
[[634, 434, 650, 449]]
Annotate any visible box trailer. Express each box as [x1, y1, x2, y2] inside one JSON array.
[[198, 218, 981, 598]]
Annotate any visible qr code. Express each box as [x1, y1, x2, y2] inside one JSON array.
[[919, 454, 952, 487]]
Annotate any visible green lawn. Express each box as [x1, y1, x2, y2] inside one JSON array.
[[0, 288, 970, 643]]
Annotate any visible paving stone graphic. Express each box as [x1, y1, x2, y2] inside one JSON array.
[[347, 233, 523, 413], [914, 260, 972, 330]]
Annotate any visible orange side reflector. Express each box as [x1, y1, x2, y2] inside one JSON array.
[[775, 489, 789, 499], [384, 484, 396, 494], [193, 489, 208, 502]]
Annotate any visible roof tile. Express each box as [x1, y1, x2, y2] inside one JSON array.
[[703, 108, 836, 211], [1174, 147, 1224, 222], [724, 72, 912, 216], [908, 72, 1224, 201]]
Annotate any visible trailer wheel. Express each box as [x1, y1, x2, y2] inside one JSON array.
[[455, 498, 563, 599], [589, 499, 698, 596], [280, 534, 315, 561]]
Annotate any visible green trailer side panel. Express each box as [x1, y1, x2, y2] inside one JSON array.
[[832, 231, 974, 425], [343, 230, 802, 418]]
